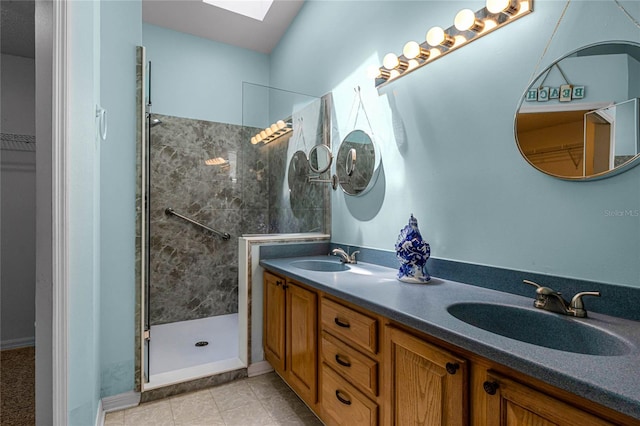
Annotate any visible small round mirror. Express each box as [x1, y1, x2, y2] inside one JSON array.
[[336, 130, 379, 196], [308, 144, 333, 174], [515, 41, 640, 180], [287, 150, 309, 190]]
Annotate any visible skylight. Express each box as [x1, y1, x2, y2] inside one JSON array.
[[202, 0, 274, 22]]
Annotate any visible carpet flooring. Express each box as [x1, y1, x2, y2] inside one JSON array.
[[0, 346, 35, 426]]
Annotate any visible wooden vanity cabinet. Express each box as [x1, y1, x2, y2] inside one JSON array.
[[319, 297, 382, 426], [384, 325, 468, 426], [263, 271, 317, 407], [481, 371, 615, 426], [263, 270, 640, 426]]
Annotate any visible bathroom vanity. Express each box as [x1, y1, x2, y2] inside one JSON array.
[[260, 256, 640, 426]]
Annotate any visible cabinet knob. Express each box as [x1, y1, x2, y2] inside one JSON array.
[[483, 380, 499, 395], [335, 354, 351, 368], [335, 390, 352, 406], [276, 280, 282, 286], [282, 284, 289, 290], [445, 362, 459, 375], [334, 317, 351, 328]]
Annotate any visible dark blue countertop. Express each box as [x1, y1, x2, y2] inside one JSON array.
[[260, 255, 640, 420]]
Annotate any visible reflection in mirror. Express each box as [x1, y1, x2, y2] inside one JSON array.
[[308, 144, 333, 174], [346, 148, 356, 176], [515, 42, 640, 180], [287, 150, 309, 190], [336, 130, 379, 196]]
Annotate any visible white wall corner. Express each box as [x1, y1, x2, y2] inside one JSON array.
[[247, 360, 273, 377]]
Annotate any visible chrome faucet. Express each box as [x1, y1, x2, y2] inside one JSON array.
[[331, 248, 359, 264], [524, 280, 600, 318]]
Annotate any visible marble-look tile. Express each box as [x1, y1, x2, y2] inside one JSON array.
[[147, 113, 328, 326]]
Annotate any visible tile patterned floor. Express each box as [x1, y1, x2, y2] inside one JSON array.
[[104, 373, 323, 426]]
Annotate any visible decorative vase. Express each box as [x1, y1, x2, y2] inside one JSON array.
[[395, 214, 431, 283]]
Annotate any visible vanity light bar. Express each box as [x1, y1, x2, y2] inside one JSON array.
[[372, 0, 533, 88], [250, 120, 292, 145]]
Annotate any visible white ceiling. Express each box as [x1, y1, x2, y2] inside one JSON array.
[[142, 0, 305, 54], [0, 0, 304, 59]]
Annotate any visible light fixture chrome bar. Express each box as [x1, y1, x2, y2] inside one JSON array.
[[165, 208, 231, 240], [374, 0, 533, 89]]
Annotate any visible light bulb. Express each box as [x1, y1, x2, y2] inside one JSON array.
[[277, 120, 286, 129], [251, 136, 258, 145], [403, 41, 429, 60], [270, 123, 279, 132], [455, 9, 484, 32], [426, 26, 454, 47], [255, 133, 263, 142], [383, 53, 399, 69], [389, 69, 401, 79], [260, 130, 267, 139], [265, 127, 273, 136], [486, 0, 519, 15]]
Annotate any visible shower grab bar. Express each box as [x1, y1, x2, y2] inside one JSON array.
[[165, 208, 231, 240]]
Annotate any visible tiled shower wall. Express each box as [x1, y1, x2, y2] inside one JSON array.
[[149, 113, 329, 325]]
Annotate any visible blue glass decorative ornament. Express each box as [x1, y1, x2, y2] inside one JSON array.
[[395, 214, 431, 283]]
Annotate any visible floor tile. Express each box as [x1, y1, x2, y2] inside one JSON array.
[[104, 409, 125, 426], [219, 400, 275, 426], [246, 373, 290, 400], [170, 389, 220, 423], [124, 399, 174, 426], [209, 380, 257, 412]]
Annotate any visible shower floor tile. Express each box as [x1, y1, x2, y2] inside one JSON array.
[[105, 372, 323, 426], [149, 314, 239, 376]]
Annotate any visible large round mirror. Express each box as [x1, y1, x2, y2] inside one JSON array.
[[515, 41, 640, 180], [308, 144, 333, 174], [336, 130, 380, 196]]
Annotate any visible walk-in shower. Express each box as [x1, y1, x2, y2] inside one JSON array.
[[135, 46, 328, 393]]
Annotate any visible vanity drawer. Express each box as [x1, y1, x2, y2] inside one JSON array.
[[321, 298, 378, 355], [321, 331, 378, 397], [321, 363, 378, 426]]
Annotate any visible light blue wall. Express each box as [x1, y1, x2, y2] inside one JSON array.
[[67, 0, 101, 424], [271, 0, 640, 288], [142, 23, 270, 125], [99, 0, 142, 397]]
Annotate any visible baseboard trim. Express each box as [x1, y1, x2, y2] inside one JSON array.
[[247, 361, 273, 377], [95, 399, 104, 426], [102, 391, 141, 413], [0, 337, 35, 350]]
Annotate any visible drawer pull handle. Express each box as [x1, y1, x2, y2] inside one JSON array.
[[335, 390, 352, 405], [446, 362, 459, 375], [335, 354, 351, 367], [334, 317, 350, 328], [483, 380, 499, 395]]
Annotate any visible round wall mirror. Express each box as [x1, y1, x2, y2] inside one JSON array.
[[515, 41, 640, 180], [336, 130, 380, 196], [308, 144, 333, 174]]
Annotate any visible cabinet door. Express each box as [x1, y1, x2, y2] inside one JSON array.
[[286, 281, 318, 404], [263, 271, 286, 374], [484, 371, 614, 426], [385, 326, 468, 426]]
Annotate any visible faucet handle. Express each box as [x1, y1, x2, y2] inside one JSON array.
[[350, 250, 360, 259], [569, 291, 601, 317], [523, 279, 541, 289]]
